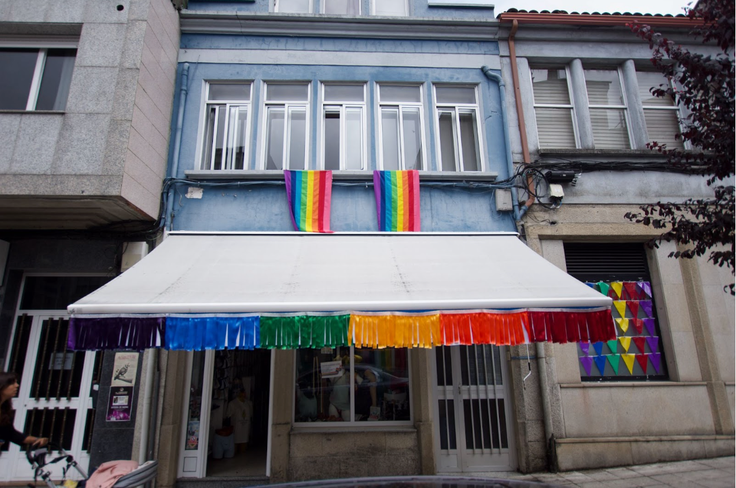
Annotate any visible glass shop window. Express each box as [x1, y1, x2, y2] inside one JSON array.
[[294, 347, 411, 423]]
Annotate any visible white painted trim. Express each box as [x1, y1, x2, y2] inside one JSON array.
[[179, 49, 501, 70]]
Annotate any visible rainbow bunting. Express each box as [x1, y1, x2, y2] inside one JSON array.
[[284, 170, 333, 233], [373, 170, 420, 232]]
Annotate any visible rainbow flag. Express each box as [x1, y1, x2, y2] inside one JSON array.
[[373, 170, 420, 232], [284, 170, 333, 233]]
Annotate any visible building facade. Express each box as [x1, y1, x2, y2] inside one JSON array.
[[0, 0, 179, 483]]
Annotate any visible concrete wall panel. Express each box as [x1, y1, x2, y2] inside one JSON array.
[[10, 114, 63, 174]]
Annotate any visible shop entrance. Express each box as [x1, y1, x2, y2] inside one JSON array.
[[433, 345, 515, 473], [178, 349, 271, 479]]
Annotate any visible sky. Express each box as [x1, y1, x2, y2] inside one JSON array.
[[492, 0, 692, 15]]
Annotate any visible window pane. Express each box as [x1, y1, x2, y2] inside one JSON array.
[[459, 111, 479, 171], [585, 70, 624, 106], [531, 68, 570, 105], [295, 347, 351, 422], [636, 72, 676, 107], [374, 0, 408, 16], [324, 84, 364, 102], [209, 83, 250, 101], [438, 112, 457, 171], [202, 106, 217, 170], [212, 107, 227, 170], [381, 108, 400, 170], [353, 348, 410, 421], [289, 108, 307, 170], [324, 0, 359, 14], [402, 108, 422, 170], [324, 111, 340, 170], [266, 108, 285, 170], [36, 48, 76, 110], [345, 108, 363, 170], [436, 86, 476, 104], [644, 110, 684, 150], [0, 49, 37, 110], [276, 0, 310, 13], [590, 108, 630, 149], [227, 106, 248, 170], [380, 84, 421, 103], [535, 107, 576, 149], [267, 83, 308, 101]]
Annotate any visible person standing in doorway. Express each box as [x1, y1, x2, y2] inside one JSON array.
[[0, 372, 49, 449]]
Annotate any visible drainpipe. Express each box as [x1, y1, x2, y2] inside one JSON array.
[[166, 63, 190, 232], [481, 66, 520, 223], [507, 20, 535, 220]]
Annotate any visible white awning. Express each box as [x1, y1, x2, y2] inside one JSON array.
[[68, 232, 611, 315]]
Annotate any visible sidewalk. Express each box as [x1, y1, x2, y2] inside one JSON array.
[[486, 456, 735, 487]]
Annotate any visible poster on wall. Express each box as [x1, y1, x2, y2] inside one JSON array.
[[112, 352, 139, 387], [107, 386, 133, 421]]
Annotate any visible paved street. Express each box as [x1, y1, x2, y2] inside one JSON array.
[[485, 456, 735, 487]]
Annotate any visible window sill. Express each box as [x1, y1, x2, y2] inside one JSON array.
[[185, 170, 499, 182], [538, 149, 669, 158]]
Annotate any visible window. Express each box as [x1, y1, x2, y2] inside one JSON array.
[[274, 0, 360, 14], [0, 48, 76, 111], [201, 82, 252, 170], [378, 84, 425, 170], [295, 347, 410, 423], [637, 71, 683, 150], [263, 82, 310, 170], [585, 69, 630, 149], [531, 68, 577, 149], [434, 85, 482, 172], [321, 83, 366, 170], [273, 0, 310, 13], [372, 0, 408, 16], [564, 243, 668, 381]]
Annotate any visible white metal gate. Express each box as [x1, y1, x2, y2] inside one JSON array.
[[433, 345, 515, 472]]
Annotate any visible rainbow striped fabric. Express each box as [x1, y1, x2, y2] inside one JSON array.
[[284, 170, 333, 233], [373, 170, 420, 232]]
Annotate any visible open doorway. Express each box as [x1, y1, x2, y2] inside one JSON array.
[[206, 349, 271, 477]]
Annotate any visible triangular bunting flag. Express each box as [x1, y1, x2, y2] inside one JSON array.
[[597, 281, 610, 296], [650, 352, 662, 373], [613, 301, 628, 318], [580, 342, 591, 355], [640, 300, 653, 318], [619, 336, 632, 352], [646, 336, 659, 353], [636, 354, 649, 373], [643, 318, 656, 336], [585, 282, 595, 289], [610, 282, 623, 299], [284, 170, 334, 233], [594, 355, 607, 374], [627, 301, 640, 318], [592, 342, 604, 356], [633, 336, 646, 353], [631, 318, 644, 334], [607, 354, 621, 375], [606, 339, 618, 354], [615, 318, 630, 333], [373, 170, 420, 231], [579, 356, 593, 376], [623, 282, 639, 300], [622, 354, 636, 374], [638, 281, 652, 297]]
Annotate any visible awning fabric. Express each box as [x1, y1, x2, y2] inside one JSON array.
[[67, 232, 614, 351]]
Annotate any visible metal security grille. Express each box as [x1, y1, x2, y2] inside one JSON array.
[[564, 242, 650, 281]]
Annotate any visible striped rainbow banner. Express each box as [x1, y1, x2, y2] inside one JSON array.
[[373, 170, 420, 232], [284, 170, 333, 233]]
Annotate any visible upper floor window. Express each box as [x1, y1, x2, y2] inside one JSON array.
[[201, 82, 252, 171], [378, 84, 424, 170], [274, 0, 360, 14], [273, 0, 310, 13], [0, 48, 76, 111], [434, 85, 482, 172], [636, 71, 683, 150], [531, 68, 577, 149], [372, 0, 408, 16], [585, 69, 630, 149], [321, 83, 366, 170], [263, 82, 310, 170]]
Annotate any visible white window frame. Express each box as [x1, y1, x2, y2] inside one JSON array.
[[200, 82, 253, 171], [260, 81, 311, 171], [433, 84, 484, 172], [319, 83, 367, 171], [322, 0, 361, 14], [371, 0, 409, 16], [530, 66, 581, 149], [0, 45, 77, 111], [292, 346, 414, 428], [376, 83, 426, 171], [273, 0, 313, 13], [585, 66, 634, 149]]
